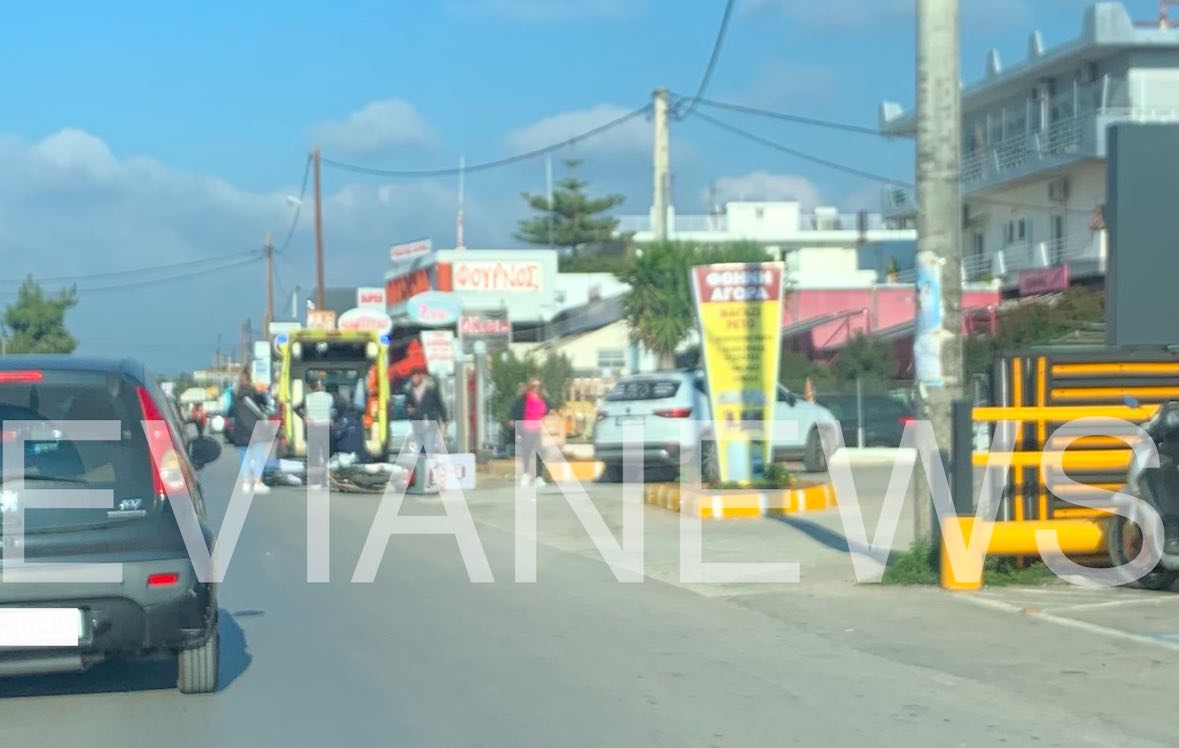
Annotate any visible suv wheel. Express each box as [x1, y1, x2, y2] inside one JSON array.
[[803, 428, 827, 473], [600, 463, 623, 483], [178, 628, 220, 694]]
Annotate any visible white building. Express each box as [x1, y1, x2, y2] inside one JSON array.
[[617, 200, 916, 287], [880, 1, 1179, 290]]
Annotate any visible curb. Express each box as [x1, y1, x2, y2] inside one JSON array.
[[642, 482, 838, 519], [546, 460, 604, 483]]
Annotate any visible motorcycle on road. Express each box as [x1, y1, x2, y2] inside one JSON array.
[[1110, 398, 1179, 590]]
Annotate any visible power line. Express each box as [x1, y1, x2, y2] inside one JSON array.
[[0, 247, 264, 285], [319, 105, 652, 178], [276, 153, 312, 254], [685, 95, 884, 136], [72, 253, 263, 295], [692, 109, 910, 185], [673, 0, 737, 121]]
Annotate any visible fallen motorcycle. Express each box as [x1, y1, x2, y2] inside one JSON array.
[[1108, 398, 1179, 590]]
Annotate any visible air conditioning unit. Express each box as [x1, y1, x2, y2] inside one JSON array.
[[1048, 177, 1070, 203]]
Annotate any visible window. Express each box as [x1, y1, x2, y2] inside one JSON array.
[[596, 348, 626, 370], [605, 379, 681, 402]]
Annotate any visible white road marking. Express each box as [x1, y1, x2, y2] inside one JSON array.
[[1052, 595, 1179, 613]]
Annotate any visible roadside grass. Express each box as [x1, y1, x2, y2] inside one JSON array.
[[881, 543, 1054, 587]]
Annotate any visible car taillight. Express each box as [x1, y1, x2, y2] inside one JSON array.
[[136, 386, 189, 499], [147, 572, 180, 588], [0, 370, 43, 383], [654, 407, 692, 418], [899, 415, 915, 426], [595, 411, 607, 422]]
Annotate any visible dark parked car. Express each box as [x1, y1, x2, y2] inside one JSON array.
[[0, 357, 222, 693], [817, 393, 915, 450]]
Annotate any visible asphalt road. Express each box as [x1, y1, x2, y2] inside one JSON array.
[[1, 452, 1178, 747]]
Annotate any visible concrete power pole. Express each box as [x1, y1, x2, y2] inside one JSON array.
[[312, 146, 326, 310], [652, 88, 671, 242], [264, 231, 274, 340], [913, 0, 965, 545]]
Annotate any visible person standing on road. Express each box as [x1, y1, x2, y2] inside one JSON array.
[[230, 368, 271, 495], [303, 378, 335, 488], [404, 367, 448, 455], [511, 377, 554, 488]]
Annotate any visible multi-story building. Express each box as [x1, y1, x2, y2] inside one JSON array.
[[617, 201, 917, 287], [880, 1, 1179, 292]]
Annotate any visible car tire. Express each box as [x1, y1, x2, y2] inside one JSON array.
[[178, 628, 220, 694], [600, 463, 623, 483], [803, 428, 827, 473], [1107, 512, 1178, 591]]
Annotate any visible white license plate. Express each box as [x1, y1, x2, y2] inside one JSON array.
[[0, 608, 83, 648], [615, 416, 644, 425]]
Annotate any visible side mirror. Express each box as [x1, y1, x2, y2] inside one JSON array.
[[187, 435, 222, 469]]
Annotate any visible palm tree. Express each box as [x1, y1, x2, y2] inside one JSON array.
[[617, 241, 773, 370]]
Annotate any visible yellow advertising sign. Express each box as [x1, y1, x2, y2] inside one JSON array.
[[690, 263, 785, 484]]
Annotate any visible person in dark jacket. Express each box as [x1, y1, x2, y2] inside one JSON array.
[[404, 368, 448, 454], [231, 368, 271, 494], [510, 377, 555, 487]]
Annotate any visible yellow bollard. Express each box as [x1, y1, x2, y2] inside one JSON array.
[[940, 517, 986, 591]]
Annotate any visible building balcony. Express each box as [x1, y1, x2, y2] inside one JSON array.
[[616, 210, 889, 238]]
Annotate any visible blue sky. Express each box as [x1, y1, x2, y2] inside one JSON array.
[[0, 0, 1155, 371]]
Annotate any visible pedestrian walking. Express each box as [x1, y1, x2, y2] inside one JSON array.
[[510, 377, 554, 488], [230, 367, 271, 495], [303, 378, 335, 488], [404, 367, 448, 455]]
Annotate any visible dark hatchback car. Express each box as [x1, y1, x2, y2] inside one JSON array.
[[817, 393, 915, 449], [0, 357, 222, 693]]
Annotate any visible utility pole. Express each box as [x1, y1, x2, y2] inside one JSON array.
[[652, 88, 671, 242], [312, 146, 326, 309], [264, 231, 274, 340], [913, 0, 964, 544]]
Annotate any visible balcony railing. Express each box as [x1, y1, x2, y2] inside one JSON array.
[[616, 212, 887, 235]]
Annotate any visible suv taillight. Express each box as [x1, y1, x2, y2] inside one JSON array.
[[654, 407, 692, 418], [595, 411, 607, 422], [898, 415, 915, 426], [137, 386, 189, 499]]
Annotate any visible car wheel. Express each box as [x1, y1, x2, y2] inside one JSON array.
[[600, 463, 623, 483], [803, 428, 827, 473], [178, 628, 220, 694], [1108, 512, 1178, 591]]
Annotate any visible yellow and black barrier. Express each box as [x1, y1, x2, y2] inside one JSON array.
[[941, 347, 1179, 590]]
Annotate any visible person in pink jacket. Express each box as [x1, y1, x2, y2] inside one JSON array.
[[510, 377, 554, 487]]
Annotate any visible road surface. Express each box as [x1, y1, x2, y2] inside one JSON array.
[[1, 452, 1177, 747]]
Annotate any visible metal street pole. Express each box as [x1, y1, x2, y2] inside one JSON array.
[[264, 231, 274, 340], [652, 88, 671, 242], [913, 0, 965, 545], [312, 147, 326, 310]]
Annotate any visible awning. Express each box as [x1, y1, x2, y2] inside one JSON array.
[[779, 309, 865, 340]]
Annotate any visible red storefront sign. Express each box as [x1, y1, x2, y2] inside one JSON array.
[[386, 268, 432, 305], [1018, 265, 1070, 296], [693, 266, 782, 303], [452, 260, 543, 292]]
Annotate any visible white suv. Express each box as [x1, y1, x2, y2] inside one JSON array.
[[592, 370, 837, 480]]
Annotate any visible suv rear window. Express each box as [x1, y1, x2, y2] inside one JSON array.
[[605, 379, 681, 402], [0, 370, 156, 532]]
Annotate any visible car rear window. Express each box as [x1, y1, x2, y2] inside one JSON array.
[[605, 379, 681, 402], [0, 370, 157, 532]]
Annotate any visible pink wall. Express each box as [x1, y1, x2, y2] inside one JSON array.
[[783, 286, 1001, 352]]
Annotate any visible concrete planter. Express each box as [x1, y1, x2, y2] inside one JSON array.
[[644, 481, 837, 519]]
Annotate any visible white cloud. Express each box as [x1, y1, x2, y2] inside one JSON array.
[[311, 99, 437, 155], [503, 103, 649, 159], [450, 0, 641, 22], [0, 128, 488, 372], [705, 171, 823, 209], [741, 0, 1029, 31]]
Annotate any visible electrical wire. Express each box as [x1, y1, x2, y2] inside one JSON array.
[[320, 105, 652, 178], [276, 153, 312, 254], [673, 0, 737, 121], [685, 95, 884, 136], [692, 109, 909, 184], [0, 247, 264, 285], [71, 253, 264, 295]]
